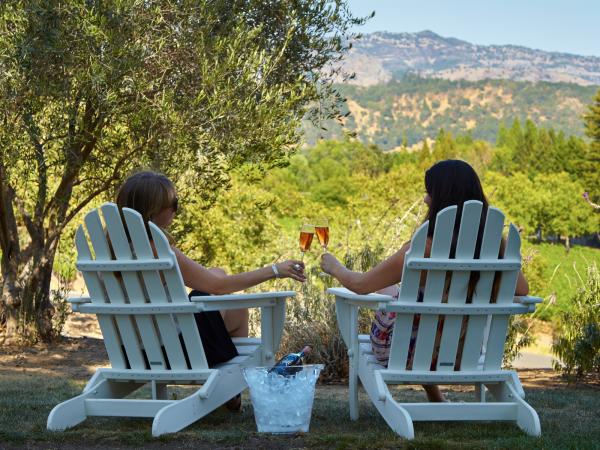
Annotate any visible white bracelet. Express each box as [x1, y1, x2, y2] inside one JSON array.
[[271, 264, 280, 278]]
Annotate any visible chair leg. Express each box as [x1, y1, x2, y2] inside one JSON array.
[[47, 391, 90, 431], [506, 382, 541, 437], [379, 391, 415, 440], [358, 361, 414, 439], [348, 305, 359, 421], [47, 378, 140, 431], [475, 383, 486, 402], [349, 357, 359, 421], [151, 381, 168, 400], [152, 367, 245, 436], [485, 381, 541, 437]]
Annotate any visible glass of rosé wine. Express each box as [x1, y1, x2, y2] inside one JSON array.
[[298, 223, 315, 261]]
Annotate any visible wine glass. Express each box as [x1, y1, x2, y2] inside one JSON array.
[[314, 218, 329, 251], [298, 223, 315, 261], [314, 219, 329, 277]]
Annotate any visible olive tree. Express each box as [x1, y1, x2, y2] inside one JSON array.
[[0, 0, 367, 341]]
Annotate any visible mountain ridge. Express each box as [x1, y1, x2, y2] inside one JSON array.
[[340, 31, 600, 87]]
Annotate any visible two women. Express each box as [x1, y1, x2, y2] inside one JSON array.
[[117, 159, 530, 404]]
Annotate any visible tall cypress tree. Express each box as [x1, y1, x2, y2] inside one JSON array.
[[582, 90, 600, 203]]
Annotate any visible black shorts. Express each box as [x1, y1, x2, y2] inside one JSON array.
[[188, 290, 239, 368]]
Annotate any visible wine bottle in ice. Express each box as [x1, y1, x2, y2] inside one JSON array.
[[269, 346, 312, 376]]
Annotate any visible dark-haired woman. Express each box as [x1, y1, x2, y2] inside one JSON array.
[[320, 160, 529, 402]]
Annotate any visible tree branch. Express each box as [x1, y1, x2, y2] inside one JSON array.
[[6, 185, 36, 240], [22, 111, 48, 231]]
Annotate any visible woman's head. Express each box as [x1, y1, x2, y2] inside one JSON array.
[[423, 160, 488, 235], [116, 171, 178, 230]]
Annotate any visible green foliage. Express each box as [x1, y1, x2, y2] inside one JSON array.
[[552, 264, 600, 379], [503, 316, 535, 368], [582, 88, 600, 203], [485, 170, 598, 243], [0, 0, 366, 340], [174, 174, 284, 273]]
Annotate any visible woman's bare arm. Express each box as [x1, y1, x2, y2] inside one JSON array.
[[174, 247, 305, 294], [321, 242, 411, 294], [498, 238, 529, 296], [515, 270, 529, 296]]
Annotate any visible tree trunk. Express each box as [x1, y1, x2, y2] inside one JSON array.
[[1, 245, 59, 343], [1, 266, 22, 340]]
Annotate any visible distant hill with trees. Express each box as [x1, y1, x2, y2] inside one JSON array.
[[303, 76, 598, 148]]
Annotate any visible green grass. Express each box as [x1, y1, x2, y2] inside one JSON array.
[[525, 243, 600, 321], [1, 373, 598, 449]]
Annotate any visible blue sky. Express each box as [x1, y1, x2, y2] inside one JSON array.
[[346, 0, 600, 57]]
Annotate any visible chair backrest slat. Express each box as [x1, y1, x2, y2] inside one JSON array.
[[123, 208, 189, 370], [412, 206, 456, 371], [149, 222, 208, 369], [387, 222, 428, 370], [435, 200, 483, 371], [84, 209, 146, 369], [483, 224, 521, 369], [459, 207, 505, 370], [75, 226, 127, 369], [102, 204, 166, 370]]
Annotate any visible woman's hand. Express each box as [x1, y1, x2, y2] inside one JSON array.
[[275, 260, 306, 282], [320, 252, 342, 276]]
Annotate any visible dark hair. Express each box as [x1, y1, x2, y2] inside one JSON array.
[[115, 171, 178, 239], [424, 159, 488, 237], [424, 160, 490, 300]]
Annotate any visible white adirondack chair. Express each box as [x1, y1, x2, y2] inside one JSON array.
[[329, 201, 543, 439], [47, 203, 294, 436]]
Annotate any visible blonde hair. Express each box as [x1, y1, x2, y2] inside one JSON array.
[[115, 171, 177, 238]]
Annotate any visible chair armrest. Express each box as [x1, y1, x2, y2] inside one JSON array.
[[68, 296, 92, 304], [68, 297, 91, 312], [190, 291, 296, 312], [514, 296, 543, 304], [514, 295, 543, 312], [327, 287, 394, 310]]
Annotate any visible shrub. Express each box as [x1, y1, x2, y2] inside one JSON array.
[[503, 316, 535, 368], [552, 263, 600, 379]]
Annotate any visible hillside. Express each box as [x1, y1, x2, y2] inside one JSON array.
[[340, 31, 600, 87], [304, 76, 598, 148]]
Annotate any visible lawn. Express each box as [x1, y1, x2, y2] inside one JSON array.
[[523, 242, 600, 321], [0, 366, 598, 449]]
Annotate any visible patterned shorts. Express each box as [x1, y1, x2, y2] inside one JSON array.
[[370, 309, 419, 368]]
